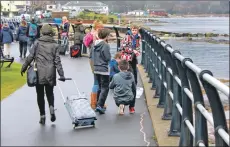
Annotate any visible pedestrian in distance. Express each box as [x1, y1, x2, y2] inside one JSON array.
[[27, 17, 40, 49], [0, 23, 14, 58], [16, 20, 28, 58]]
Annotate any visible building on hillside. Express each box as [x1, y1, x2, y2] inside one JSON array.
[[31, 1, 56, 12], [127, 10, 145, 16], [61, 1, 109, 15], [148, 9, 168, 17], [1, 1, 30, 17]]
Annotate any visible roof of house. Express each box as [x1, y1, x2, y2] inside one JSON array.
[[63, 1, 108, 7], [128, 10, 145, 13], [149, 9, 166, 12]]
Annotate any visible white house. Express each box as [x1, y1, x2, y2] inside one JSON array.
[[127, 10, 144, 16], [61, 1, 109, 15]]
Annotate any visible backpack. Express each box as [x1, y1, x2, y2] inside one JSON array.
[[83, 33, 93, 48], [29, 23, 37, 37], [120, 34, 141, 62]]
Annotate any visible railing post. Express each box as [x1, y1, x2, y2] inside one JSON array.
[[150, 36, 161, 98], [143, 30, 148, 70], [157, 40, 167, 108], [113, 26, 121, 52], [150, 35, 156, 89], [186, 68, 208, 146], [168, 50, 182, 137], [177, 58, 194, 146], [161, 45, 173, 120], [145, 32, 150, 74], [199, 70, 228, 146], [147, 33, 153, 83], [153, 42, 161, 98], [140, 29, 145, 66], [161, 67, 173, 120]]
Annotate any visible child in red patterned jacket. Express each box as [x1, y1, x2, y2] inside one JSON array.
[[120, 25, 141, 85]]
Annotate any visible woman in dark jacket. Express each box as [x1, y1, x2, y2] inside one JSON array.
[[16, 20, 28, 58], [73, 18, 85, 57], [21, 24, 65, 125]]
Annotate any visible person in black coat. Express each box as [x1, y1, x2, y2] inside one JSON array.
[[21, 24, 66, 125]]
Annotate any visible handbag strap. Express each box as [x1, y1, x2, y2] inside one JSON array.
[[33, 41, 39, 71]]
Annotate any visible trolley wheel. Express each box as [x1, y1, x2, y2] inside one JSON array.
[[91, 121, 95, 127], [73, 124, 77, 129]]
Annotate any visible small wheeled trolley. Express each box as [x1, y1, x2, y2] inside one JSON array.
[[57, 78, 97, 129]]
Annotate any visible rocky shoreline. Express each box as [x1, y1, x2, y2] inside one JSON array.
[[128, 22, 229, 45]]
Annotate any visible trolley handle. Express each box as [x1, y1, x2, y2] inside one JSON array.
[[58, 78, 72, 81]]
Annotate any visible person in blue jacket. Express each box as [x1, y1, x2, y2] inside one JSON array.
[[0, 23, 14, 58], [109, 52, 121, 81], [16, 20, 28, 58]]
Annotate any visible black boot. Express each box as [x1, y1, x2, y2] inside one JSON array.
[[49, 106, 56, 122], [39, 115, 46, 125]]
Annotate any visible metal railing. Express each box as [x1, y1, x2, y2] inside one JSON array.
[[139, 28, 229, 146], [50, 22, 228, 145], [103, 26, 229, 146]]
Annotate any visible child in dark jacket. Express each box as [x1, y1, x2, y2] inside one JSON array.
[[109, 60, 136, 115], [92, 28, 111, 114], [0, 23, 14, 58], [109, 52, 121, 81]]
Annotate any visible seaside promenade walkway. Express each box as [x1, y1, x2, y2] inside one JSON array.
[[1, 42, 156, 146]]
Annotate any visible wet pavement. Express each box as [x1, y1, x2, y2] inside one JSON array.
[[1, 42, 157, 146]]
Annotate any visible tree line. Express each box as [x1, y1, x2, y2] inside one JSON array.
[[102, 1, 229, 14]]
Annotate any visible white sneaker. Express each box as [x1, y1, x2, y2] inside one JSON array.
[[118, 104, 125, 115]]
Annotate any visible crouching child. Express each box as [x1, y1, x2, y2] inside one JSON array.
[[109, 60, 136, 115]]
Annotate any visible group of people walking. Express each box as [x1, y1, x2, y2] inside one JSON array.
[[0, 17, 40, 58], [1, 15, 141, 124]]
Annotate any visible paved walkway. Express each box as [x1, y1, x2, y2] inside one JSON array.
[[1, 43, 157, 146]]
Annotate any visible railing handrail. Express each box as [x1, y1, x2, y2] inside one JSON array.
[[154, 36, 229, 97]]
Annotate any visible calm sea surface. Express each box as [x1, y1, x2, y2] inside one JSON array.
[[144, 17, 229, 79], [147, 17, 229, 34]]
